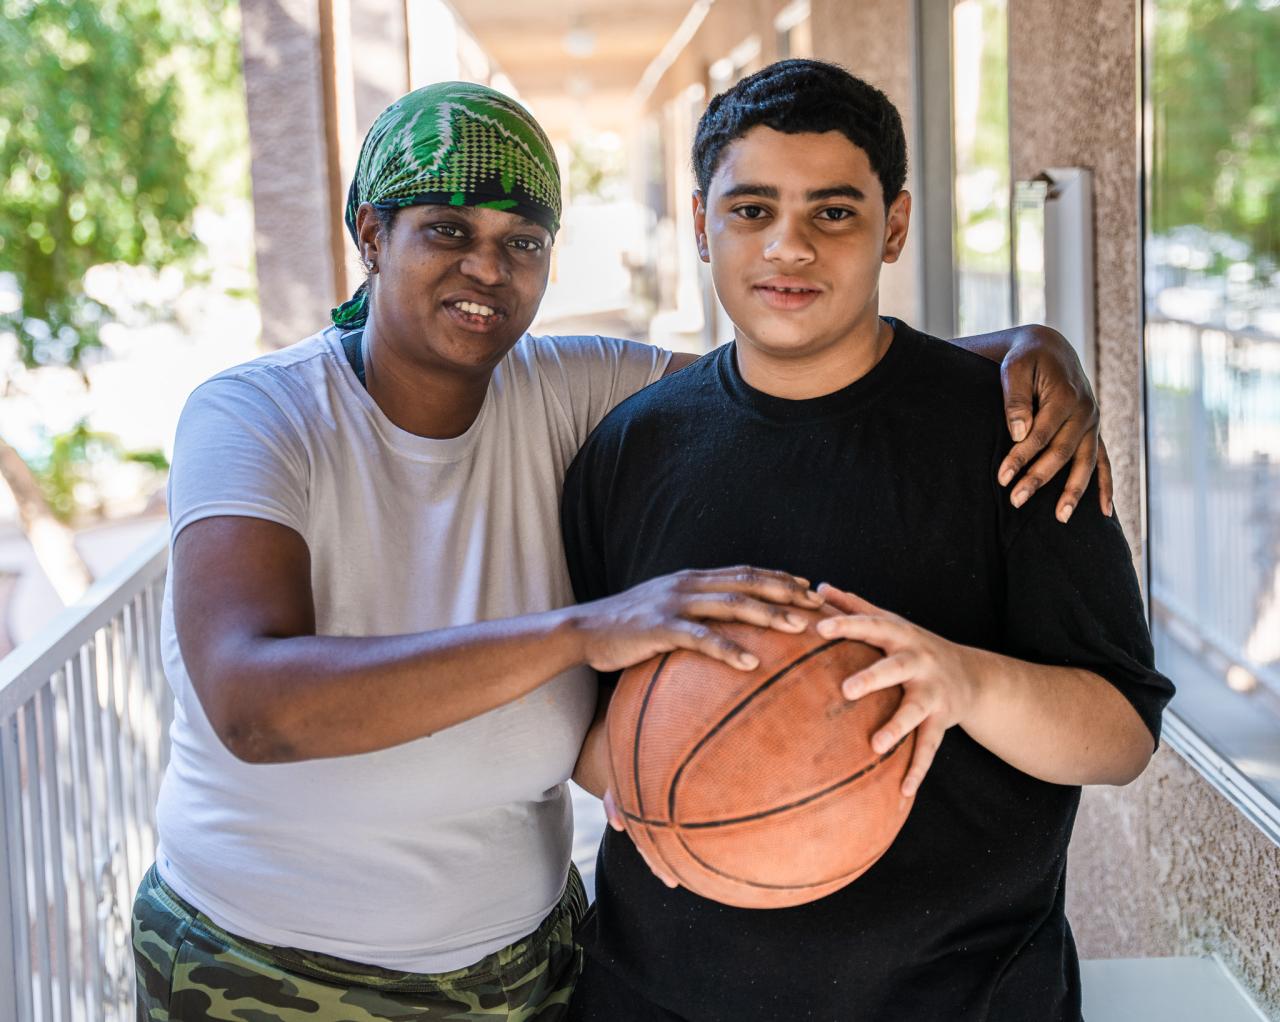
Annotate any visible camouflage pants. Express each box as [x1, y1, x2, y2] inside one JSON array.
[[131, 863, 587, 1021]]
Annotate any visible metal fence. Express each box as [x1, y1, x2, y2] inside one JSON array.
[[0, 530, 170, 1022], [1147, 316, 1280, 703]]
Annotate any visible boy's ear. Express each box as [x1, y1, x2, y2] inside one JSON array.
[[692, 190, 710, 263], [882, 190, 911, 264]]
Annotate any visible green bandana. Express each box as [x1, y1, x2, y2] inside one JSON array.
[[331, 82, 562, 328]]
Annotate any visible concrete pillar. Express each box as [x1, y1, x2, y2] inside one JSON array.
[[240, 0, 407, 348]]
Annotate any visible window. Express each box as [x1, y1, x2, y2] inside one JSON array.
[[951, 0, 1013, 335], [1144, 0, 1280, 831]]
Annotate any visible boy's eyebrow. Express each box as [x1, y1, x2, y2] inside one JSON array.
[[806, 185, 867, 202], [717, 183, 867, 202]]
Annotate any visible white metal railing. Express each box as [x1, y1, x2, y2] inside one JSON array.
[[0, 529, 170, 1022]]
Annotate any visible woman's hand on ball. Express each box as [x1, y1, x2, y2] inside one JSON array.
[[814, 583, 983, 798], [603, 790, 680, 889], [573, 566, 822, 673]]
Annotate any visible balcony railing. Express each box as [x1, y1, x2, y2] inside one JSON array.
[[0, 530, 170, 1021]]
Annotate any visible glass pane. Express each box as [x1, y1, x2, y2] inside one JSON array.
[[1145, 0, 1280, 802], [952, 0, 1012, 334]]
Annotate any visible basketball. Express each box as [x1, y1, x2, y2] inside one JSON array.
[[606, 604, 915, 909]]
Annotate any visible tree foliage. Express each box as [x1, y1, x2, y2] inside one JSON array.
[[1151, 0, 1280, 262], [0, 0, 244, 371]]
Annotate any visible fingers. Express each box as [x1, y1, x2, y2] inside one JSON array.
[[1055, 430, 1098, 523], [900, 719, 946, 797], [605, 791, 680, 889], [815, 611, 901, 650], [815, 582, 884, 617], [668, 620, 759, 671], [871, 695, 929, 756], [999, 358, 1036, 445], [1097, 435, 1114, 517], [680, 592, 810, 634], [687, 566, 823, 609], [839, 653, 914, 700], [603, 789, 626, 832]]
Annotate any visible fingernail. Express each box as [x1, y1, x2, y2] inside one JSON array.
[[793, 576, 810, 588], [842, 679, 859, 700], [998, 466, 1014, 487], [1010, 420, 1028, 443], [1012, 488, 1029, 508], [1057, 503, 1074, 523], [740, 653, 759, 669], [873, 732, 892, 754], [902, 780, 917, 798], [816, 619, 836, 637], [784, 611, 806, 629], [806, 589, 824, 604]]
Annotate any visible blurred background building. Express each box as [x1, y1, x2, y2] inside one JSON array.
[[1, 0, 1277, 1017]]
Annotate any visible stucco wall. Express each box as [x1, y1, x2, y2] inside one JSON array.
[[1072, 747, 1280, 1017], [1010, 1, 1280, 1014]]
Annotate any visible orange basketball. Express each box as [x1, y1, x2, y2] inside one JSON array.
[[606, 604, 915, 909]]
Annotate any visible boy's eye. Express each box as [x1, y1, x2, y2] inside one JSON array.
[[818, 207, 855, 221], [509, 237, 545, 253], [733, 204, 768, 220], [430, 223, 465, 239]]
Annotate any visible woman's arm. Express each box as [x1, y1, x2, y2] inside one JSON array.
[[175, 516, 819, 764]]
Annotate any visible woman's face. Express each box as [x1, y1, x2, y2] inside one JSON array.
[[358, 202, 552, 375]]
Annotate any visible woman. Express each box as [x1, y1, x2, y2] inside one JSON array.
[[131, 81, 1108, 1020]]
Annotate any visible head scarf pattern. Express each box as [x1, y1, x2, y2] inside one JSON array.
[[332, 82, 562, 328]]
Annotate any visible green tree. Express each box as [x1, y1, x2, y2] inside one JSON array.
[[0, 0, 246, 603], [1151, 0, 1280, 263]]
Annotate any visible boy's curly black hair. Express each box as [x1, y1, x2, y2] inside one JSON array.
[[692, 59, 908, 209]]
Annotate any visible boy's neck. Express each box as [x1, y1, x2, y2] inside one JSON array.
[[734, 312, 894, 401]]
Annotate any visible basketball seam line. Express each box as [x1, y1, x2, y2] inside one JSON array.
[[666, 638, 846, 824], [631, 652, 671, 820], [620, 733, 910, 830]]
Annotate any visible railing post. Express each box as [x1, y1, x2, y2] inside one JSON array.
[[0, 715, 28, 1022]]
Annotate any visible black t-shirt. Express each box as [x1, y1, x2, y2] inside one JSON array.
[[560, 320, 1172, 1022]]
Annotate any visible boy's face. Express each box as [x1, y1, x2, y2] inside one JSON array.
[[694, 126, 910, 364]]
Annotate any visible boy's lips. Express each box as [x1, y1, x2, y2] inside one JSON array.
[[753, 278, 822, 311]]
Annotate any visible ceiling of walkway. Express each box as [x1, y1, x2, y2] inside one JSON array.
[[450, 0, 696, 137]]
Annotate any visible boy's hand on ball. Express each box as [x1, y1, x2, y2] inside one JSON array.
[[575, 566, 822, 674], [815, 583, 982, 798], [604, 789, 680, 889]]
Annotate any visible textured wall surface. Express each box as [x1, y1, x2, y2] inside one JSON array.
[[1070, 747, 1280, 1017], [240, 0, 338, 348], [1008, 0, 1144, 553]]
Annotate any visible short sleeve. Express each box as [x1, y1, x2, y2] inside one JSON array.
[[168, 376, 310, 541], [1001, 471, 1174, 746], [535, 335, 670, 448]]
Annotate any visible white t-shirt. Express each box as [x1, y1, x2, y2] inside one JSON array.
[[154, 326, 668, 972]]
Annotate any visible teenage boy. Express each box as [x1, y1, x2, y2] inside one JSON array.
[[562, 60, 1172, 1022]]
